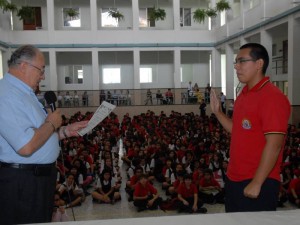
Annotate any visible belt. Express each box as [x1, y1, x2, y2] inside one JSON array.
[[0, 162, 55, 176]]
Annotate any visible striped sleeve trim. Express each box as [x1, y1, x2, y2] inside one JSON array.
[[264, 132, 286, 135]]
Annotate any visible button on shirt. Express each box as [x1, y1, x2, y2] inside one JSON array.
[[0, 73, 59, 164]]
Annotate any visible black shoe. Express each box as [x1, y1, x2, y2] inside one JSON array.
[[197, 207, 207, 214], [137, 207, 147, 212]]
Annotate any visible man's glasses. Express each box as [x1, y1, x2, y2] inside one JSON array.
[[20, 61, 45, 75], [233, 58, 256, 65]]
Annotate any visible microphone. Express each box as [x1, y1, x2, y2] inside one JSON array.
[[44, 91, 57, 112]]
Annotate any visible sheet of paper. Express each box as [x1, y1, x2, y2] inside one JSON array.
[[78, 101, 116, 136]]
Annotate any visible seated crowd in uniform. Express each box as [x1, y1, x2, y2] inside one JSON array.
[[52, 109, 300, 221]]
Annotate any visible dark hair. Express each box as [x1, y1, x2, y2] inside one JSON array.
[[7, 45, 40, 67], [239, 43, 269, 74]]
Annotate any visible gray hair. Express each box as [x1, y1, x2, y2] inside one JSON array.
[[7, 45, 39, 67]]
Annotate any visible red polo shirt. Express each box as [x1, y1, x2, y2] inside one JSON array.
[[228, 77, 290, 182], [134, 182, 157, 197], [177, 183, 198, 199]]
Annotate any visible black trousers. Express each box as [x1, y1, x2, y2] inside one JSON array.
[[225, 178, 280, 212], [0, 165, 56, 224]]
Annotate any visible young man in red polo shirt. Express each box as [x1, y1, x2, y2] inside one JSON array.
[[210, 43, 290, 212]]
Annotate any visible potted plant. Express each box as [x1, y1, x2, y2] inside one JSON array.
[[193, 8, 207, 24], [108, 9, 124, 21], [65, 8, 79, 20], [216, 0, 231, 12], [17, 6, 35, 21], [148, 7, 166, 21], [206, 8, 217, 18], [0, 1, 17, 14]]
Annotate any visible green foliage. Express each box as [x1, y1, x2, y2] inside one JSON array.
[[0, 0, 17, 14], [193, 0, 231, 24], [108, 9, 124, 20], [148, 7, 166, 21], [216, 0, 231, 12], [206, 8, 217, 18], [65, 8, 79, 19], [193, 8, 207, 24], [17, 6, 35, 21]]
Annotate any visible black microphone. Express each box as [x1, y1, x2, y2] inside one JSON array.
[[44, 91, 57, 112]]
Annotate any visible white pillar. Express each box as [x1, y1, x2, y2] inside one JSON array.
[[225, 44, 235, 99], [260, 29, 272, 76], [288, 17, 300, 106], [49, 49, 57, 90], [211, 48, 222, 88], [173, 0, 180, 31], [132, 0, 140, 31], [46, 0, 54, 32], [92, 49, 99, 90], [90, 0, 98, 31]]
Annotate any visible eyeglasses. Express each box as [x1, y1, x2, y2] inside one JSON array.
[[20, 61, 45, 75], [233, 58, 256, 65]]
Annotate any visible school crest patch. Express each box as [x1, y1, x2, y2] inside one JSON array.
[[242, 119, 252, 130]]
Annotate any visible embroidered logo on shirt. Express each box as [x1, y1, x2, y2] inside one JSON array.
[[242, 119, 252, 130]]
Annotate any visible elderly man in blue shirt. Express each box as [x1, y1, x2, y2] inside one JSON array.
[[0, 45, 88, 224]]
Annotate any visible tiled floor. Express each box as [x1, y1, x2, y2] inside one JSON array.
[[64, 142, 296, 222]]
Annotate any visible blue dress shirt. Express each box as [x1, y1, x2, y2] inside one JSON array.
[[0, 73, 60, 164]]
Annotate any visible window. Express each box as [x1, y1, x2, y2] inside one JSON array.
[[63, 8, 81, 27], [180, 8, 191, 27], [103, 68, 121, 84], [101, 8, 119, 27], [65, 65, 83, 84], [139, 8, 155, 27], [140, 68, 153, 83]]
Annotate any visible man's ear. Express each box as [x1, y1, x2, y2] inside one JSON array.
[[256, 58, 264, 72]]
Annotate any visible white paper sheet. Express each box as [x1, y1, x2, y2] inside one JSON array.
[[78, 101, 116, 136]]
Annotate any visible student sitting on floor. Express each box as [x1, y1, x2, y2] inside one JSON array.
[[133, 174, 163, 212], [177, 174, 207, 214], [92, 169, 121, 204]]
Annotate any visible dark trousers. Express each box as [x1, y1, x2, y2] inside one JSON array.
[[225, 178, 280, 212], [0, 165, 56, 224], [178, 197, 204, 212], [134, 195, 162, 210]]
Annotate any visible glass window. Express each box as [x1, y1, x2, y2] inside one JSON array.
[[140, 67, 153, 83], [180, 8, 191, 27], [103, 68, 121, 84], [101, 8, 119, 27], [65, 65, 83, 84], [63, 8, 81, 27], [139, 8, 155, 27]]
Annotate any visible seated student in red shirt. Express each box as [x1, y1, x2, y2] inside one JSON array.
[[198, 169, 224, 204], [126, 167, 143, 201], [287, 171, 300, 207], [133, 174, 162, 212], [177, 174, 207, 214]]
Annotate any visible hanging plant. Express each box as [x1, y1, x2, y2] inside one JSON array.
[[1, 1, 18, 14], [193, 8, 207, 24], [206, 8, 217, 18], [216, 0, 231, 12], [148, 7, 166, 21], [108, 9, 124, 21], [65, 8, 79, 20], [17, 6, 35, 21]]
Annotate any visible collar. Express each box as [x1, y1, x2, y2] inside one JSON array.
[[242, 76, 270, 94]]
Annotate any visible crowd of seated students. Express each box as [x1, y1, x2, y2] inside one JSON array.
[[52, 110, 300, 219]]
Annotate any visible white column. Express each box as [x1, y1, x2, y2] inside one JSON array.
[[133, 49, 141, 105], [260, 29, 272, 76], [173, 0, 180, 31], [90, 0, 98, 31], [211, 48, 221, 88], [225, 44, 235, 99], [132, 0, 139, 31], [49, 49, 57, 90], [288, 17, 300, 106], [46, 0, 55, 32], [174, 48, 181, 88], [92, 49, 99, 90]]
